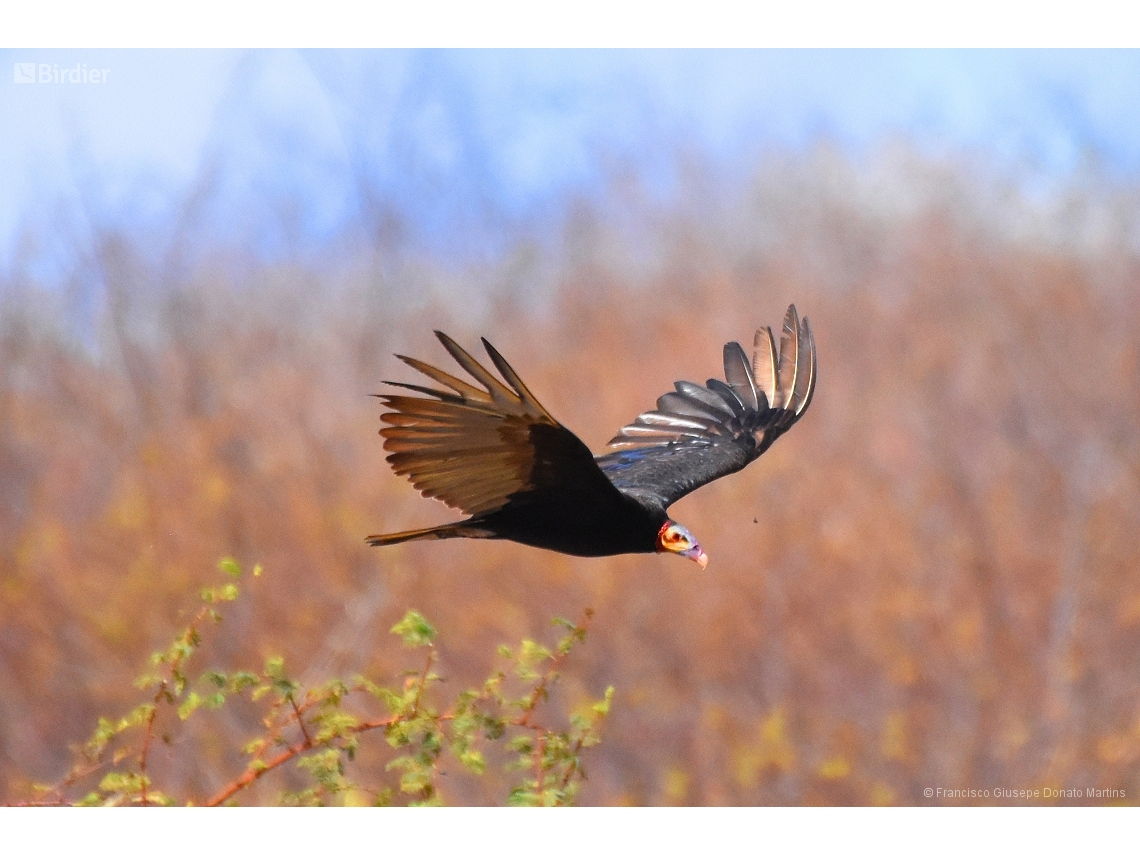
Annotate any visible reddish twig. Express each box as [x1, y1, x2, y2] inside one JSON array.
[[205, 644, 441, 806], [533, 731, 547, 795], [559, 734, 588, 791], [204, 706, 461, 806], [290, 694, 313, 748]]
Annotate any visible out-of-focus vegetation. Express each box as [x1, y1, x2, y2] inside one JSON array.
[[18, 560, 609, 806], [3, 147, 1140, 805]]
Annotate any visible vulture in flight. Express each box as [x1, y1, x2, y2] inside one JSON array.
[[367, 305, 816, 568]]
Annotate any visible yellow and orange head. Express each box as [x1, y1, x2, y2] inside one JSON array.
[[656, 521, 708, 569]]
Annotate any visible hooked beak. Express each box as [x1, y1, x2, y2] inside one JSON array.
[[682, 544, 709, 569]]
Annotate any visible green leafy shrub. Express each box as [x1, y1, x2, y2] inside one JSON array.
[[19, 560, 611, 806]]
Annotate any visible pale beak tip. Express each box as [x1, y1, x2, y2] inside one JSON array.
[[695, 550, 709, 570]]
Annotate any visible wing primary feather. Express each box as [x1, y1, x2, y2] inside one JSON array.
[[705, 379, 746, 416], [596, 305, 816, 511], [395, 354, 492, 402], [674, 381, 737, 415], [433, 331, 522, 411], [775, 305, 800, 411], [374, 331, 617, 522], [380, 413, 472, 428], [635, 410, 720, 431], [381, 381, 467, 404], [752, 327, 778, 410], [723, 341, 759, 410], [480, 338, 557, 421], [796, 316, 817, 417], [378, 395, 499, 418], [657, 391, 733, 422]]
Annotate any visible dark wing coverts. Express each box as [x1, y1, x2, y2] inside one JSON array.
[[596, 305, 816, 510]]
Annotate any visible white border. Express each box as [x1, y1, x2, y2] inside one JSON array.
[[2, 1, 1133, 49], [5, 806, 1140, 853]]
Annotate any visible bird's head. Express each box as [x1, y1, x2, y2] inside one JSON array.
[[656, 520, 708, 569]]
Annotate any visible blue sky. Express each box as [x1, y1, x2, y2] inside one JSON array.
[[2, 50, 1139, 276]]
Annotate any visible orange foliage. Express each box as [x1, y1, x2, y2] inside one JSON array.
[[3, 157, 1140, 805]]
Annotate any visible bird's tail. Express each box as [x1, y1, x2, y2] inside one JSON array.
[[366, 520, 497, 547]]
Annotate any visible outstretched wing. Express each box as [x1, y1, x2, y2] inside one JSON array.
[[377, 332, 616, 517], [596, 304, 816, 511]]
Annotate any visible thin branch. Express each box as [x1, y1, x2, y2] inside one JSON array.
[[290, 694, 313, 748], [559, 735, 588, 791], [533, 732, 547, 796], [21, 602, 602, 807], [205, 647, 444, 806], [204, 713, 407, 806], [13, 755, 111, 806], [410, 646, 436, 717], [515, 608, 594, 730], [138, 604, 213, 806]]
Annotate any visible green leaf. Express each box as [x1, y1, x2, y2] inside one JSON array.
[[321, 678, 348, 704], [390, 610, 436, 648], [218, 557, 242, 578], [229, 671, 260, 691], [272, 676, 299, 697], [397, 766, 432, 795], [458, 750, 486, 774], [177, 692, 204, 720], [386, 720, 412, 748], [99, 771, 147, 795], [594, 686, 615, 716], [507, 787, 541, 807], [119, 703, 155, 731], [87, 717, 117, 754], [483, 717, 506, 741], [133, 672, 162, 690], [314, 711, 360, 742], [520, 639, 551, 663], [385, 755, 416, 773], [297, 748, 344, 790]]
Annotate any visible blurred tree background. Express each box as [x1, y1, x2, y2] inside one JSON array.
[[2, 50, 1140, 805]]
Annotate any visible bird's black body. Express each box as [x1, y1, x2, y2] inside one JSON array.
[[367, 305, 816, 565], [468, 489, 666, 557], [486, 424, 667, 555]]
